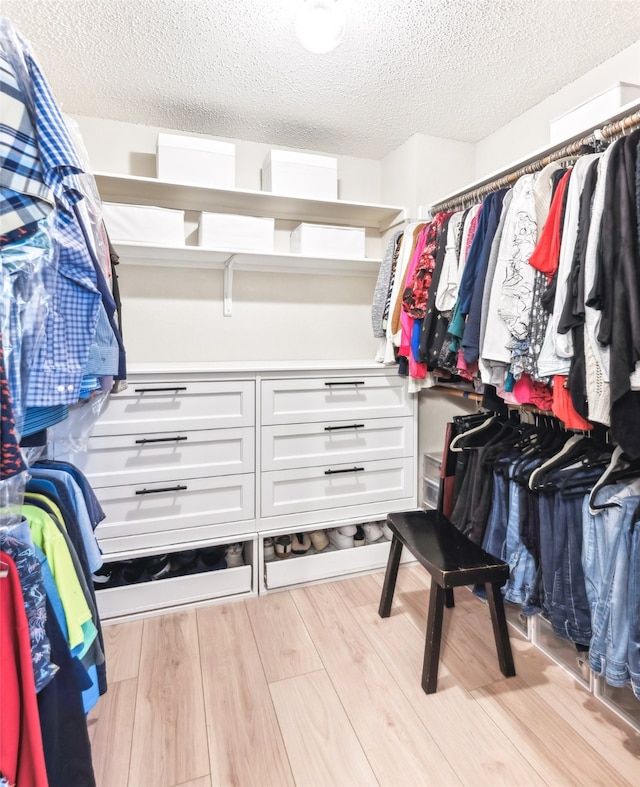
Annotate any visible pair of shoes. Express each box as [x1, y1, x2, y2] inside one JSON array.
[[198, 545, 227, 572], [362, 521, 384, 544], [309, 530, 329, 551], [264, 538, 276, 562], [275, 535, 292, 559], [225, 543, 244, 568], [354, 526, 365, 547], [328, 528, 354, 550], [291, 532, 311, 554], [382, 522, 393, 540]]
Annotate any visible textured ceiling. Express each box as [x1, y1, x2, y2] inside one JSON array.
[[2, 0, 640, 158]]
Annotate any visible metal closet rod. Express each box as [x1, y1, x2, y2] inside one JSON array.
[[431, 109, 640, 213]]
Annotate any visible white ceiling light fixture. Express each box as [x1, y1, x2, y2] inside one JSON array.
[[295, 0, 346, 54]]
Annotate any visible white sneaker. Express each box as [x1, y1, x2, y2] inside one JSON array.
[[225, 543, 245, 568], [328, 528, 354, 549], [362, 522, 384, 543], [382, 522, 393, 540], [336, 524, 357, 536]]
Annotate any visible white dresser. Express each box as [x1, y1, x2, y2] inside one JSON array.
[[70, 362, 416, 620]]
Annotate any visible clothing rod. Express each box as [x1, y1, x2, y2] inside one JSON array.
[[431, 107, 640, 213]]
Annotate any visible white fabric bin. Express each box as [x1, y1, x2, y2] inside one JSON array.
[[262, 150, 337, 200], [290, 222, 365, 259], [157, 133, 235, 189], [102, 202, 185, 245], [550, 82, 640, 143], [198, 212, 274, 251]]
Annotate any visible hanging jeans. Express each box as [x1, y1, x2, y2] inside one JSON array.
[[503, 462, 538, 614], [589, 494, 640, 688], [628, 513, 640, 699]]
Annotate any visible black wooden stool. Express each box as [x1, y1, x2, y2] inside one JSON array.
[[378, 509, 515, 694]]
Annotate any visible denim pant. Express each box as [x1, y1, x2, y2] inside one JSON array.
[[537, 471, 592, 644], [628, 517, 640, 699], [503, 464, 538, 613], [589, 494, 640, 688]]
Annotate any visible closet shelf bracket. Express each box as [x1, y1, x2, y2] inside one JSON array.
[[223, 254, 236, 317]]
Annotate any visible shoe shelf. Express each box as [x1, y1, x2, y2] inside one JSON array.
[[262, 533, 413, 591], [94, 538, 256, 622]]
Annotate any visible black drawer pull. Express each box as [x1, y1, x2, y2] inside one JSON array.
[[324, 467, 365, 475], [324, 424, 365, 431], [135, 485, 188, 495], [134, 436, 188, 444], [324, 381, 365, 387], [134, 386, 188, 393]]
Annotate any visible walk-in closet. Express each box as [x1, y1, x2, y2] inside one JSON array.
[[2, 2, 640, 785]]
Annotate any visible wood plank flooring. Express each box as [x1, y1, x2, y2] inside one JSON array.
[[88, 565, 640, 787]]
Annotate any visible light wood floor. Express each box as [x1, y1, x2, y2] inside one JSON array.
[[87, 564, 640, 787]]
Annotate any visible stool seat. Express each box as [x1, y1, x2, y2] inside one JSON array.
[[378, 509, 515, 694]]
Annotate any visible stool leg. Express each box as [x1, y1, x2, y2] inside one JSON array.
[[486, 582, 515, 678], [378, 535, 403, 618], [422, 584, 445, 694], [444, 587, 455, 608]]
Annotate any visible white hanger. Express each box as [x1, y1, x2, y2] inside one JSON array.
[[527, 434, 582, 490], [449, 415, 497, 452], [588, 445, 625, 515]]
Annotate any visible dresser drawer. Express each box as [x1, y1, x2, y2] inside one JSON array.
[[78, 427, 254, 488], [261, 417, 412, 471], [95, 474, 255, 549], [261, 376, 411, 425], [92, 380, 255, 435], [261, 457, 414, 518]]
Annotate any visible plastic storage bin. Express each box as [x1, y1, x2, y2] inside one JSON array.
[[198, 212, 274, 251], [157, 133, 235, 189], [102, 202, 185, 245], [290, 222, 365, 259], [262, 150, 338, 200]]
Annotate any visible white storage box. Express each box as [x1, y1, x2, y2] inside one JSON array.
[[157, 133, 235, 189], [102, 202, 185, 246], [550, 82, 640, 143], [262, 150, 337, 200], [290, 222, 365, 259], [198, 212, 274, 251]]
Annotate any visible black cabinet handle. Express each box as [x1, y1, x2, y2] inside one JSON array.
[[324, 467, 365, 475], [135, 485, 188, 495], [134, 386, 188, 393], [324, 424, 365, 431], [324, 381, 365, 386], [134, 436, 188, 444]]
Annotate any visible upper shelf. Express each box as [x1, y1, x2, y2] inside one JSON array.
[[94, 172, 405, 232]]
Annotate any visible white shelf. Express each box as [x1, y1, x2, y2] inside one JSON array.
[[112, 240, 381, 276], [95, 172, 405, 232]]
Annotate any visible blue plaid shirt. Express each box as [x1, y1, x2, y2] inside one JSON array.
[[1, 20, 102, 411]]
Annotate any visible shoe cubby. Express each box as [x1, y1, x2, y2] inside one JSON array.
[[531, 615, 592, 688], [94, 539, 254, 621], [262, 523, 413, 590], [593, 678, 640, 733], [503, 600, 531, 638]]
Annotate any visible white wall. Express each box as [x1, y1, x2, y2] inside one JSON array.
[[71, 115, 385, 363], [475, 41, 640, 178], [381, 132, 475, 217]]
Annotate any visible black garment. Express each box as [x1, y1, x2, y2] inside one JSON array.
[[38, 598, 97, 787], [595, 131, 640, 456]]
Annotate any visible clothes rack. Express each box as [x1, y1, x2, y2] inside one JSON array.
[[431, 107, 640, 213]]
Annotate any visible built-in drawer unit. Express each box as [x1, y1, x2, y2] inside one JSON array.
[[92, 379, 255, 435], [261, 375, 412, 425], [261, 416, 412, 472], [76, 426, 254, 488], [95, 474, 255, 554], [261, 456, 414, 518]]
